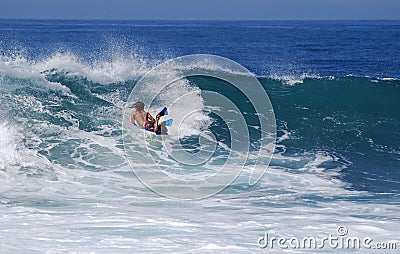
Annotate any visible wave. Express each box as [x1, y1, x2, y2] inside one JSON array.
[[1, 50, 399, 192], [1, 50, 399, 251], [1, 50, 398, 86]]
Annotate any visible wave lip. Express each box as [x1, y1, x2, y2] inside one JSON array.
[[268, 72, 322, 85], [0, 50, 152, 85]]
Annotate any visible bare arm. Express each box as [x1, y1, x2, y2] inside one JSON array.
[[131, 112, 137, 125]]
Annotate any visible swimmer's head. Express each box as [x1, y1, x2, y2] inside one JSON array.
[[131, 101, 145, 111]]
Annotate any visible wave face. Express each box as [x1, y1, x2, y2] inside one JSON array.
[[262, 76, 400, 194], [0, 20, 399, 252]]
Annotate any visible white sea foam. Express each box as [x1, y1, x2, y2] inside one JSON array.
[[1, 120, 399, 253], [0, 122, 21, 170], [0, 54, 70, 92], [37, 51, 152, 84], [0, 50, 152, 86], [269, 72, 321, 85]]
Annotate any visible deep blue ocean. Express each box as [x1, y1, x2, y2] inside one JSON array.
[[0, 20, 399, 253]]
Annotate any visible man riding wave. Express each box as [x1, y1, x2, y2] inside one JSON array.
[[130, 101, 169, 135]]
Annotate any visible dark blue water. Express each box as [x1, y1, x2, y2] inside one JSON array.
[[2, 20, 400, 78]]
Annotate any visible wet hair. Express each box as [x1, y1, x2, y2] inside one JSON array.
[[132, 101, 145, 111]]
